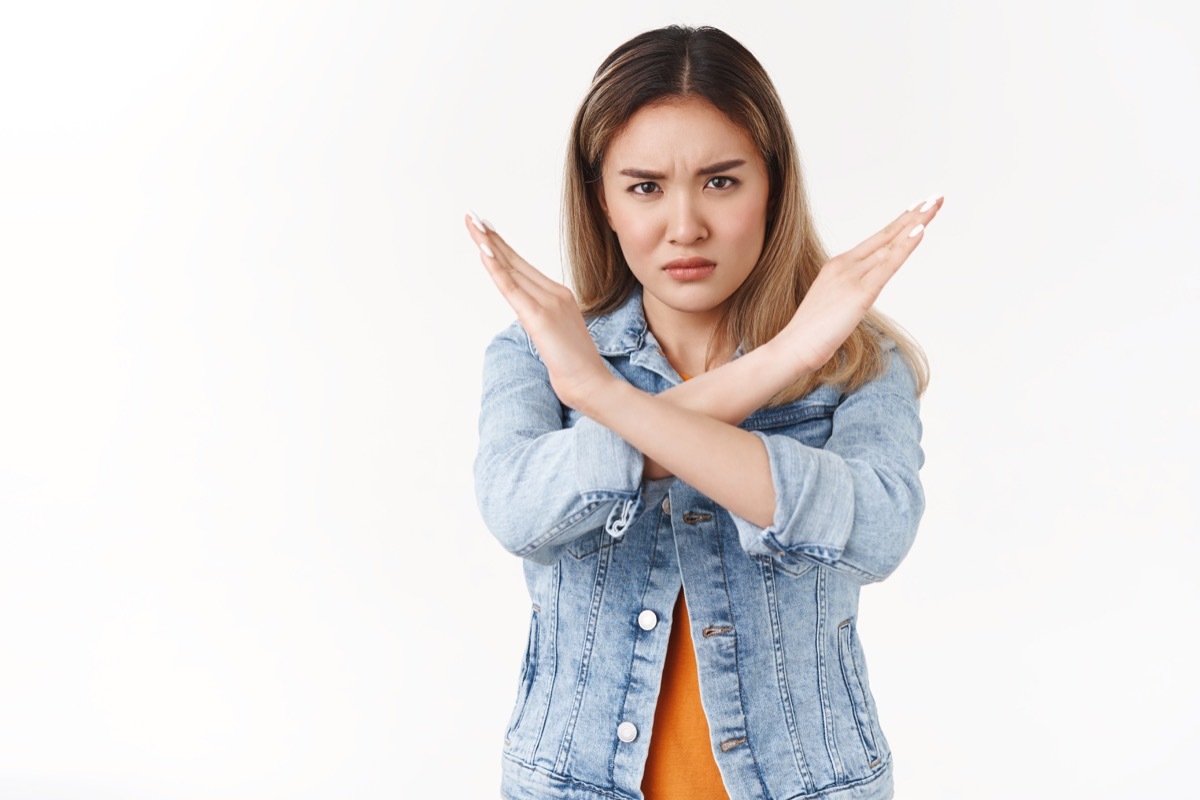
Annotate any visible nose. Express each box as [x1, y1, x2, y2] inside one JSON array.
[[666, 192, 708, 245]]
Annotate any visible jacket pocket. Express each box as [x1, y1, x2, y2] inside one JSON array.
[[752, 553, 814, 579], [566, 526, 623, 560], [504, 605, 540, 744], [837, 617, 881, 767]]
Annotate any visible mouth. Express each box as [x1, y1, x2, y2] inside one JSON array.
[[664, 257, 716, 270], [663, 257, 716, 281]]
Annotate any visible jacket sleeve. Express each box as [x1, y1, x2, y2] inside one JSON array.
[[728, 343, 926, 583], [473, 321, 652, 565]]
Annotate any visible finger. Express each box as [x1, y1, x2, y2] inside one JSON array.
[[463, 215, 564, 297], [476, 236, 552, 302], [844, 195, 943, 263], [844, 211, 912, 263], [465, 215, 550, 295], [482, 226, 567, 294], [479, 245, 547, 309], [908, 194, 945, 216], [858, 220, 928, 294]]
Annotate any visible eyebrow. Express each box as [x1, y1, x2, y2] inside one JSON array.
[[617, 158, 747, 180]]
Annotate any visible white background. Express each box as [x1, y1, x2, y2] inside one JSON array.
[[2, 1, 1197, 797]]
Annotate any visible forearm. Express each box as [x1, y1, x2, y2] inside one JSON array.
[[576, 340, 806, 527], [637, 343, 801, 479]]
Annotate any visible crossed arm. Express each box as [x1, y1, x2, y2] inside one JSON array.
[[468, 199, 937, 525], [574, 336, 801, 528]]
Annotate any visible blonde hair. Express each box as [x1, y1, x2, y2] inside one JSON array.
[[562, 25, 928, 403]]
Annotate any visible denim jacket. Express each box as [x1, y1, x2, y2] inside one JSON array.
[[474, 284, 925, 800]]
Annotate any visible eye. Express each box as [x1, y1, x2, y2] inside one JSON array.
[[628, 181, 660, 195], [707, 176, 740, 190]]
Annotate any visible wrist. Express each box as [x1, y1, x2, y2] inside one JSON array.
[[754, 336, 818, 387], [569, 372, 628, 419]]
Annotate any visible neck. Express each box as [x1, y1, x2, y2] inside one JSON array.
[[642, 291, 730, 377]]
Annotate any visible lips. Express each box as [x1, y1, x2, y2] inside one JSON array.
[[663, 257, 716, 282], [663, 257, 716, 270]]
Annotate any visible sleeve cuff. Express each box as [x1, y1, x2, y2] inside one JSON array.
[[729, 430, 856, 564], [572, 416, 645, 539]]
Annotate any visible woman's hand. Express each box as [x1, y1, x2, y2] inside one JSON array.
[[465, 213, 615, 410], [781, 195, 944, 372]]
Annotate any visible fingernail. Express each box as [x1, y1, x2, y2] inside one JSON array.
[[480, 242, 495, 257], [468, 209, 487, 233], [482, 218, 495, 231], [918, 195, 941, 213], [908, 223, 925, 238]]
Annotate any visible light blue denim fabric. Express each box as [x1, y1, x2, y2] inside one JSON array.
[[474, 283, 924, 800]]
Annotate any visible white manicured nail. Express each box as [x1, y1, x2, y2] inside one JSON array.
[[480, 242, 495, 257], [482, 218, 495, 231], [908, 223, 925, 238], [918, 195, 941, 213], [468, 209, 487, 233]]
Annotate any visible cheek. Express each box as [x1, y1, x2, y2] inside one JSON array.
[[609, 208, 659, 254], [723, 199, 769, 252]]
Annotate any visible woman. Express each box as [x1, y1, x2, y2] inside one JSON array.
[[467, 24, 939, 800]]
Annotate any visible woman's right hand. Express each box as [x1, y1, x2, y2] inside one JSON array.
[[780, 195, 943, 372]]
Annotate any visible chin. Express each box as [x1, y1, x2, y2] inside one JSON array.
[[650, 283, 734, 312]]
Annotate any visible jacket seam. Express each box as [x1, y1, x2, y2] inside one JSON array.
[[527, 560, 560, 762], [608, 520, 661, 782], [837, 618, 879, 766], [554, 532, 614, 773], [780, 754, 892, 800], [761, 557, 816, 792], [740, 402, 838, 431], [715, 513, 773, 798], [815, 567, 845, 781], [502, 753, 639, 800]]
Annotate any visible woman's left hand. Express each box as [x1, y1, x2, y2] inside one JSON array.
[[465, 214, 615, 410]]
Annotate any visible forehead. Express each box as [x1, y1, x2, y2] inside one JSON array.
[[604, 97, 762, 170]]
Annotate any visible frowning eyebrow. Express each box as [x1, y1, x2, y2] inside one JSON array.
[[618, 159, 747, 180]]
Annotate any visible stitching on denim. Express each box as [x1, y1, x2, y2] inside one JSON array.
[[759, 558, 815, 791], [849, 617, 885, 764], [516, 501, 606, 558], [715, 513, 773, 798], [739, 403, 837, 431], [838, 618, 879, 765], [608, 520, 661, 782], [777, 755, 892, 800], [815, 567, 845, 781], [506, 608, 540, 738], [501, 753, 639, 800], [528, 562, 560, 761], [555, 530, 613, 774]]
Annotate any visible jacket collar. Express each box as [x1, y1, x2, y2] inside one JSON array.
[[586, 283, 746, 359], [585, 284, 649, 356]]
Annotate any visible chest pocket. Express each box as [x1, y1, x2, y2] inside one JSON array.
[[565, 527, 622, 560]]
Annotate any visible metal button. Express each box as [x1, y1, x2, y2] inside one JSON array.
[[661, 496, 671, 514], [617, 721, 638, 742], [637, 609, 658, 631]]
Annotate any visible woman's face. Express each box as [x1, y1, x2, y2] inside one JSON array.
[[597, 96, 771, 325]]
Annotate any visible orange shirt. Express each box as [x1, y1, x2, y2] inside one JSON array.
[[641, 370, 730, 799]]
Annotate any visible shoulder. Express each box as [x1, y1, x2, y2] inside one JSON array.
[[869, 335, 921, 400], [487, 318, 534, 353], [831, 335, 922, 423]]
